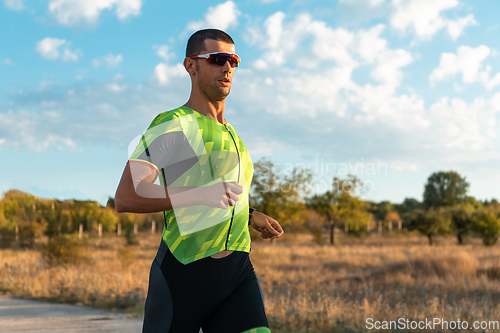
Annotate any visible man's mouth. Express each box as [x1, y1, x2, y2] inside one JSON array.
[[218, 78, 231, 85]]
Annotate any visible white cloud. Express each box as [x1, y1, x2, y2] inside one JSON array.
[[355, 24, 413, 89], [491, 92, 500, 111], [233, 11, 499, 168], [0, 74, 190, 152], [153, 45, 174, 61], [62, 48, 80, 61], [390, 0, 476, 41], [253, 59, 268, 70], [1, 57, 13, 65], [0, 109, 78, 152], [484, 73, 500, 90], [250, 14, 412, 94], [429, 45, 500, 90], [446, 14, 477, 40], [245, 137, 285, 156], [339, 0, 387, 6], [430, 45, 489, 83], [356, 24, 388, 64], [231, 63, 500, 168], [108, 83, 126, 92], [264, 11, 285, 49], [429, 97, 499, 150], [187, 1, 240, 31], [4, 0, 24, 10], [92, 53, 123, 67], [371, 48, 413, 87], [36, 38, 82, 62], [49, 0, 141, 26], [307, 21, 356, 66], [36, 38, 66, 60], [249, 13, 329, 68], [155, 63, 188, 85]]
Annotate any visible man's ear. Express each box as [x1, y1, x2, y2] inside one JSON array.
[[184, 57, 196, 76]]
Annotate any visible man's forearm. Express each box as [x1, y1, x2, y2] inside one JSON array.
[[116, 182, 201, 213]]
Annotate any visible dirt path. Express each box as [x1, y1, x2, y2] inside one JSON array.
[[0, 296, 143, 332]]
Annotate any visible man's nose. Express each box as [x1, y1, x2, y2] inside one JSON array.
[[221, 59, 232, 72]]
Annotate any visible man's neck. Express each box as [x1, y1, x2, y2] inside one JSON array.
[[184, 99, 226, 124]]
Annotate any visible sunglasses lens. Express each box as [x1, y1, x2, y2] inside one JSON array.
[[207, 54, 239, 68]]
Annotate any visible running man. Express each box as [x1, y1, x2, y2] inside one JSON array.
[[114, 29, 284, 333]]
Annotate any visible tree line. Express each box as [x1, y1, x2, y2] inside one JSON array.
[[1, 158, 499, 248], [0, 190, 164, 248], [249, 159, 500, 246]]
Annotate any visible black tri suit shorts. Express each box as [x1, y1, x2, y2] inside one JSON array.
[[142, 240, 271, 333]]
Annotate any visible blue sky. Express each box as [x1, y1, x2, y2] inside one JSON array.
[[1, 0, 499, 205]]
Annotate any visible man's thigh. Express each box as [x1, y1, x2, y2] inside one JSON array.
[[142, 259, 203, 333], [201, 278, 270, 333]]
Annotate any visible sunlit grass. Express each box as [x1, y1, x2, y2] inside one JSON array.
[[1, 232, 500, 332]]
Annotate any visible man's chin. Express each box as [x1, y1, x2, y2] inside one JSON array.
[[214, 88, 231, 101], [201, 85, 231, 102]]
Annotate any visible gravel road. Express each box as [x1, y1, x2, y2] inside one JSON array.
[[0, 296, 143, 332]]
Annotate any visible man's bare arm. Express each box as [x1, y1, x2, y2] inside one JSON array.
[[114, 162, 242, 213]]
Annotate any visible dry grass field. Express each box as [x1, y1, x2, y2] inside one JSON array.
[[1, 232, 500, 332]]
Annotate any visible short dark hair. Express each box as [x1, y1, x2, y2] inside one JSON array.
[[186, 29, 235, 57]]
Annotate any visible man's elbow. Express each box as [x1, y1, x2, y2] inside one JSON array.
[[114, 196, 125, 212], [114, 190, 132, 213], [114, 199, 125, 212]]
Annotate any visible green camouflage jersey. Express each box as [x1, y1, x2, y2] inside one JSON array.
[[128, 106, 253, 265]]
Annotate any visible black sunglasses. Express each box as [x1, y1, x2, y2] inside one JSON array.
[[189, 52, 241, 68]]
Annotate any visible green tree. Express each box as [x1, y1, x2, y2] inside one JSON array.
[[393, 198, 423, 228], [449, 204, 475, 245], [408, 207, 452, 245], [98, 207, 119, 231], [120, 212, 138, 245], [1, 190, 47, 247], [106, 196, 115, 209], [71, 201, 101, 234], [40, 200, 63, 239], [0, 200, 16, 248], [384, 210, 401, 229], [423, 171, 469, 208], [371, 201, 393, 222], [471, 210, 500, 246], [400, 198, 423, 211], [307, 191, 338, 244], [343, 196, 372, 237], [369, 200, 401, 231], [307, 175, 370, 244], [250, 158, 312, 230]]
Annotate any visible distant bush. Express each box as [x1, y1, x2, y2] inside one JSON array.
[[125, 226, 139, 245], [471, 211, 500, 246], [41, 234, 90, 267], [0, 226, 16, 249], [311, 229, 323, 244]]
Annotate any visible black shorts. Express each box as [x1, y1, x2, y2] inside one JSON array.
[[142, 240, 271, 333]]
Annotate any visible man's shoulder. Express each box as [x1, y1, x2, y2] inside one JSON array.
[[150, 107, 193, 127]]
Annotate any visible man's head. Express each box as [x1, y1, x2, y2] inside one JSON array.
[[186, 29, 235, 58], [184, 29, 238, 102]]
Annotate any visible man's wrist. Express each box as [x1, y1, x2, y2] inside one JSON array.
[[248, 207, 257, 225]]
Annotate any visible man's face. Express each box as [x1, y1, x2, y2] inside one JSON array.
[[193, 39, 236, 102]]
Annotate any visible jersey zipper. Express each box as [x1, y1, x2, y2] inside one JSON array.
[[223, 123, 241, 250]]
